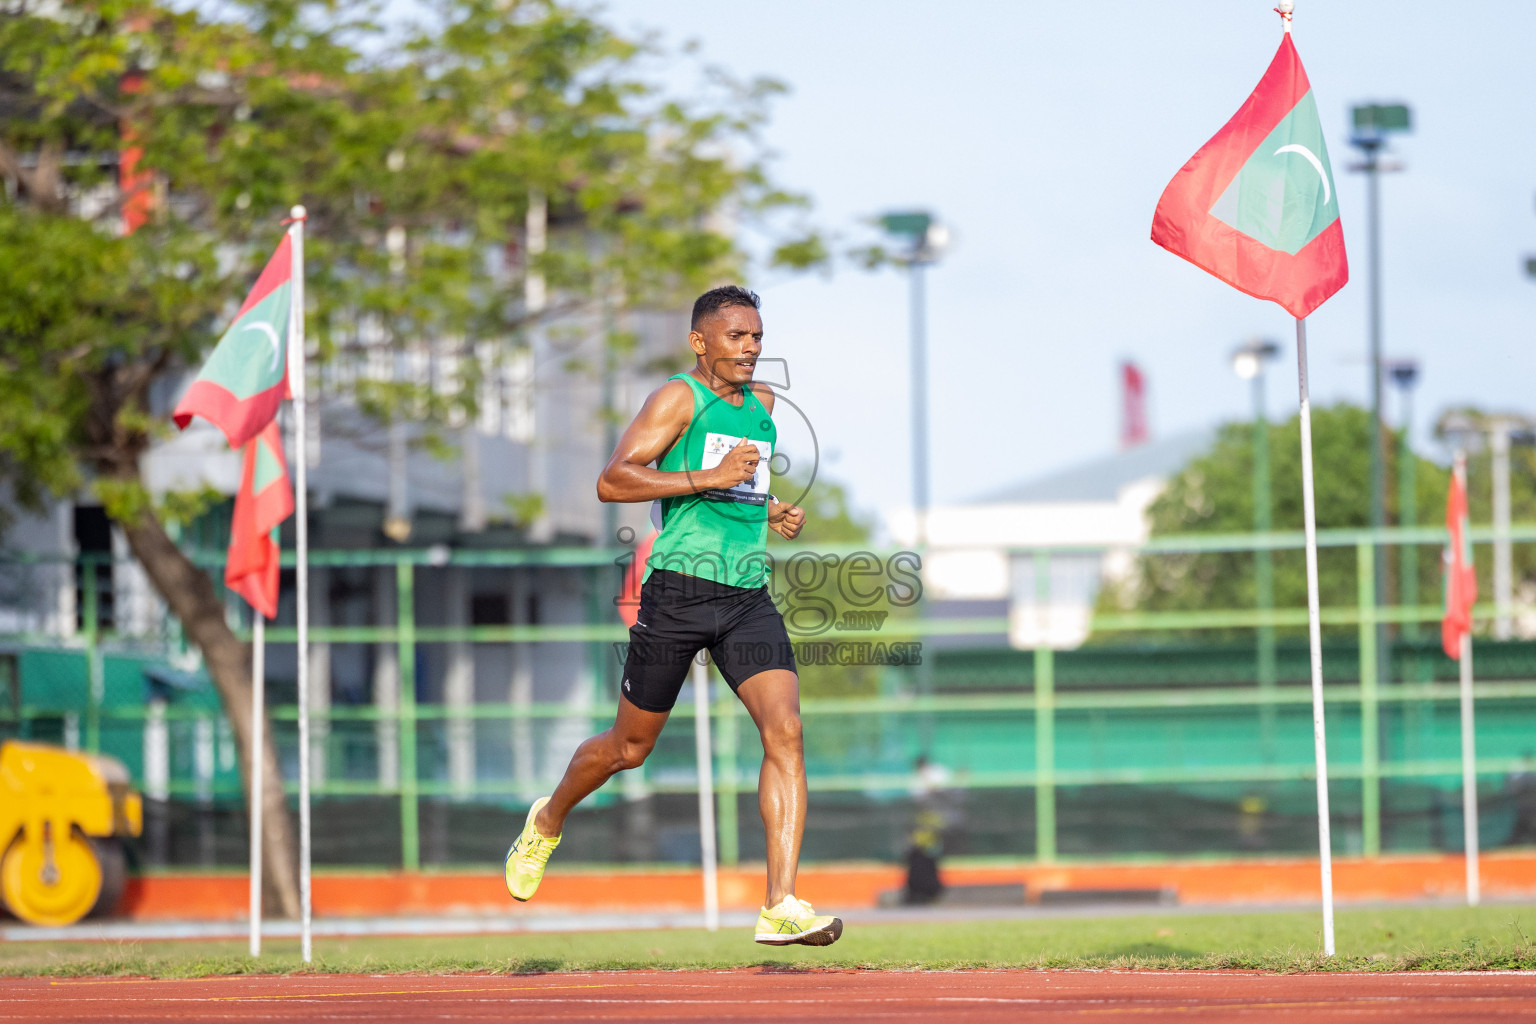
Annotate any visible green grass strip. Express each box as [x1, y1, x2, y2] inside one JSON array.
[[6, 905, 1536, 977]]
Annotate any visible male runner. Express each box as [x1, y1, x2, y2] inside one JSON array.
[[504, 285, 842, 947]]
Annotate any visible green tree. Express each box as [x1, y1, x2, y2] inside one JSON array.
[[767, 471, 908, 697], [1096, 404, 1457, 639], [776, 471, 871, 548], [0, 0, 817, 911], [1100, 403, 1536, 641]]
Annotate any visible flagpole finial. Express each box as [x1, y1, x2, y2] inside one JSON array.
[[290, 205, 307, 222], [1276, 0, 1293, 31]]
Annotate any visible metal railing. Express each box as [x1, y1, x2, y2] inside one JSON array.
[[3, 524, 1535, 868]]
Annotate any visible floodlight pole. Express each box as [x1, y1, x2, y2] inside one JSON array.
[[1233, 340, 1279, 759], [910, 259, 929, 551], [1356, 136, 1390, 699], [1252, 365, 1276, 756], [878, 210, 944, 550], [880, 210, 945, 752], [1489, 420, 1514, 640], [1390, 363, 1420, 641], [1351, 104, 1409, 701], [908, 252, 933, 754]]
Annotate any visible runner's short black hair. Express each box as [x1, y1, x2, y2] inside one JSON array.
[[691, 285, 761, 330]]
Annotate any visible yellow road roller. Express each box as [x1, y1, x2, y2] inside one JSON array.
[[0, 740, 142, 926]]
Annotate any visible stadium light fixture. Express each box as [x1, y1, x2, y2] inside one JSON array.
[[1386, 359, 1419, 390], [1438, 411, 1482, 454], [1230, 338, 1280, 381], [1351, 102, 1412, 139], [880, 211, 948, 266]]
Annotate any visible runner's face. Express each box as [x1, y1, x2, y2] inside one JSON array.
[[691, 305, 763, 387]]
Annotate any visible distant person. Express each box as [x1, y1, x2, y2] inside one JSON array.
[[903, 812, 945, 905], [903, 755, 956, 905], [502, 286, 842, 947], [1236, 793, 1268, 851]]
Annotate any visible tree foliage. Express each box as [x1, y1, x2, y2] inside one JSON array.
[[766, 470, 910, 698], [0, 0, 820, 910], [1, 0, 819, 499], [1095, 404, 1536, 640]]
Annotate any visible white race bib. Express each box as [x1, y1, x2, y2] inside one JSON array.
[[699, 431, 772, 506]]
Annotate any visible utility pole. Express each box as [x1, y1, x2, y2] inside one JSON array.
[[601, 270, 621, 545], [1388, 361, 1420, 640], [383, 148, 413, 544], [1524, 188, 1536, 286], [1350, 102, 1411, 687], [878, 211, 949, 552], [1486, 416, 1522, 641], [879, 211, 948, 751], [1440, 411, 1531, 643], [524, 191, 552, 545], [1233, 339, 1280, 758]]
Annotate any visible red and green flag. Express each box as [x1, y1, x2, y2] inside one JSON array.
[[1151, 35, 1348, 319], [1442, 466, 1477, 660], [617, 531, 657, 628], [173, 235, 292, 448], [226, 421, 293, 620]]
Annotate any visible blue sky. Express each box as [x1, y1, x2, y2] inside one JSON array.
[[603, 1, 1536, 530]]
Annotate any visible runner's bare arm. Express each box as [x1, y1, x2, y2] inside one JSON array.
[[597, 380, 761, 503]]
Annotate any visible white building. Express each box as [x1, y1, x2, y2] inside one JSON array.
[[889, 428, 1217, 650]]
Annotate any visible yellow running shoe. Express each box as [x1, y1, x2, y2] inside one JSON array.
[[753, 895, 843, 946], [504, 796, 560, 902]]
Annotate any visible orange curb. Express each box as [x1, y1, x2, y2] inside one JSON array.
[[113, 852, 1536, 922]]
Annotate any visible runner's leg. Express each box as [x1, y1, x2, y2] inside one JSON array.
[[534, 699, 669, 837], [735, 668, 805, 907]]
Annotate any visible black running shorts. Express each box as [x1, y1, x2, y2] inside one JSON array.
[[621, 569, 797, 713]]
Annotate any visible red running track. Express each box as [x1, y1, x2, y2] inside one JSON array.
[[7, 969, 1536, 1022]]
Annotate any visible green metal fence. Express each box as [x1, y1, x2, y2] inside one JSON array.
[[4, 524, 1536, 869]]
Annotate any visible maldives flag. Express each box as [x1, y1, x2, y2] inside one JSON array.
[[173, 235, 292, 448], [226, 421, 293, 620], [1442, 466, 1477, 660], [1151, 35, 1348, 319]]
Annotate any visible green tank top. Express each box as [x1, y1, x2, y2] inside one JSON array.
[[646, 373, 776, 589]]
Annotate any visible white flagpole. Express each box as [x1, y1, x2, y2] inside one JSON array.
[[690, 657, 720, 931], [1295, 316, 1336, 956], [1460, 633, 1480, 905], [287, 206, 313, 963], [1456, 451, 1480, 906], [248, 613, 264, 957]]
